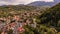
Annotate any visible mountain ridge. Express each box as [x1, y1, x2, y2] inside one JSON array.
[[27, 0, 60, 6]]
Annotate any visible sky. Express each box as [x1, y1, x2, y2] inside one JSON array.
[[0, 0, 54, 5]]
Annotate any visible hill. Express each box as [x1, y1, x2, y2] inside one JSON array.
[[0, 5, 36, 17], [39, 3, 60, 32]]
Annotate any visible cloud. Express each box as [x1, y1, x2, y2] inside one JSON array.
[[0, 0, 54, 5], [0, 0, 32, 5]]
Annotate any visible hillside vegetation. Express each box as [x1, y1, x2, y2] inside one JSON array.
[[39, 3, 60, 32]]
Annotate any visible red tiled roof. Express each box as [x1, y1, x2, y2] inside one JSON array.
[[17, 27, 25, 32], [1, 32, 4, 34]]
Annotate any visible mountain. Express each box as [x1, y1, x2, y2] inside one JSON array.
[[28, 0, 60, 6]]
